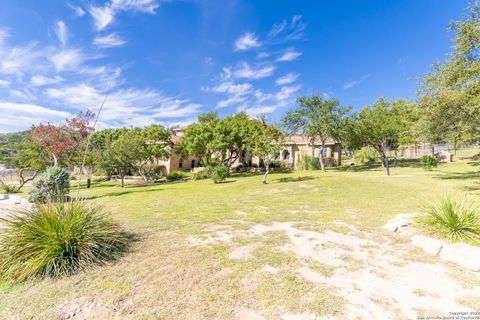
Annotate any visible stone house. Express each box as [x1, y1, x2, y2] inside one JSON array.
[[155, 127, 342, 174]]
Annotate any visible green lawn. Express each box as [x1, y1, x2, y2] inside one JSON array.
[[1, 161, 480, 319]]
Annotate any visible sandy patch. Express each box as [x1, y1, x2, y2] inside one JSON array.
[[260, 265, 279, 274], [230, 245, 255, 260], [55, 298, 113, 320], [234, 309, 265, 320]]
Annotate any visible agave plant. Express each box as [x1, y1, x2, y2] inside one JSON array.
[[423, 195, 480, 242], [0, 200, 129, 282]]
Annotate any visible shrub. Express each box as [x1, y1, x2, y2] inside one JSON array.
[[0, 201, 128, 282], [355, 147, 378, 164], [423, 196, 480, 242], [193, 171, 206, 180], [28, 167, 70, 203], [269, 160, 287, 168], [212, 165, 228, 183], [92, 172, 104, 177], [69, 174, 77, 180], [420, 155, 438, 171], [0, 184, 19, 194], [296, 155, 321, 171], [141, 164, 165, 182], [166, 171, 188, 181]]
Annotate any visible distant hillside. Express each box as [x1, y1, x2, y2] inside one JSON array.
[[0, 131, 27, 167]]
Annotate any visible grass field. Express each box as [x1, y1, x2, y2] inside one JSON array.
[[1, 161, 480, 319]]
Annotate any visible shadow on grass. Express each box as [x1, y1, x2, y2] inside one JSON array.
[[274, 176, 316, 183], [434, 171, 480, 181], [84, 188, 164, 200]]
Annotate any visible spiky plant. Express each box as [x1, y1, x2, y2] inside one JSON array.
[[0, 201, 129, 282], [423, 196, 480, 242]]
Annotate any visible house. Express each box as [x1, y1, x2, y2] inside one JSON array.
[[155, 127, 342, 174]]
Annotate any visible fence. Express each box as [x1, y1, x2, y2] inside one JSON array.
[[397, 144, 480, 159]]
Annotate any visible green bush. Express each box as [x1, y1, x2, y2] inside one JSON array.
[[28, 167, 70, 203], [0, 184, 19, 194], [423, 196, 480, 242], [420, 155, 438, 171], [296, 155, 321, 171], [269, 160, 287, 168], [0, 201, 128, 282], [92, 172, 104, 177], [166, 171, 188, 181], [355, 147, 378, 164], [193, 171, 206, 180], [212, 165, 228, 183]]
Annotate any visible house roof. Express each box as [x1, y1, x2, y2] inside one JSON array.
[[285, 136, 337, 145]]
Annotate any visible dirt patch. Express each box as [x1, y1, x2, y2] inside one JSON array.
[[55, 298, 113, 320], [230, 245, 255, 260]]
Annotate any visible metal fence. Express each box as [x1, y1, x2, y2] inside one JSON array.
[[397, 143, 480, 159]]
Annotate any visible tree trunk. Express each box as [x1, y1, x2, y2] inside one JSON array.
[[120, 173, 125, 188], [262, 161, 269, 184], [52, 154, 58, 166], [17, 169, 40, 191], [393, 150, 397, 167], [382, 141, 390, 176], [319, 144, 326, 172]]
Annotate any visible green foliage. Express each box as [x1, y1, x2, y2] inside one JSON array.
[[417, 2, 480, 146], [92, 172, 104, 177], [283, 95, 350, 171], [423, 196, 480, 242], [355, 147, 378, 164], [0, 131, 27, 167], [0, 201, 128, 282], [0, 184, 19, 194], [166, 171, 188, 181], [211, 165, 228, 184], [420, 155, 438, 171], [192, 170, 207, 180], [296, 155, 321, 171], [28, 167, 70, 203], [269, 160, 287, 168]]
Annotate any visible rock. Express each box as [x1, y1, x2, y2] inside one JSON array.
[[439, 243, 480, 271], [411, 235, 445, 255], [383, 219, 410, 232]]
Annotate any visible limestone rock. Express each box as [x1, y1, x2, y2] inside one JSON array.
[[439, 243, 480, 271], [410, 235, 445, 255]]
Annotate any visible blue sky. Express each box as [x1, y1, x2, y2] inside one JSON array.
[[0, 0, 469, 132]]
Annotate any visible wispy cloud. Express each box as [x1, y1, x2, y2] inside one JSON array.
[[54, 21, 67, 47], [68, 3, 86, 17], [31, 75, 63, 86], [89, 0, 159, 31], [232, 62, 275, 80], [275, 73, 298, 85], [234, 32, 261, 51], [343, 74, 370, 90], [50, 49, 85, 73], [268, 15, 306, 41], [276, 47, 302, 62], [93, 33, 127, 48], [0, 79, 10, 87], [0, 28, 9, 46]]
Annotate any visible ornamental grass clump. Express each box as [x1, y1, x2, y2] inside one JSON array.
[[0, 200, 129, 282], [420, 155, 438, 171], [423, 195, 480, 242]]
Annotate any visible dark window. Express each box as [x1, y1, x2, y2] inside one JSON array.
[[179, 161, 183, 168], [191, 159, 195, 168]]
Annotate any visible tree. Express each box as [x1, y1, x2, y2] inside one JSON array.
[[29, 111, 94, 166], [250, 118, 284, 184], [197, 111, 218, 123], [0, 131, 27, 167], [11, 138, 49, 191], [418, 1, 480, 150], [355, 98, 414, 176], [283, 95, 350, 172]]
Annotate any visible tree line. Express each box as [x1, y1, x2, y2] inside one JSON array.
[[1, 1, 480, 186]]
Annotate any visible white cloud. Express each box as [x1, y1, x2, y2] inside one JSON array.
[[93, 33, 127, 48], [234, 32, 261, 51], [276, 84, 301, 102], [0, 42, 42, 75], [89, 0, 158, 30], [238, 105, 276, 116], [208, 81, 252, 95], [44, 84, 201, 125], [50, 49, 85, 73], [268, 15, 306, 41], [10, 89, 35, 100], [89, 6, 115, 31], [0, 101, 70, 132], [0, 79, 10, 87], [55, 21, 67, 47], [275, 73, 298, 85], [233, 62, 275, 80], [256, 52, 269, 59], [343, 74, 370, 90], [31, 75, 63, 86], [276, 48, 302, 62], [0, 28, 9, 46], [70, 5, 86, 17]]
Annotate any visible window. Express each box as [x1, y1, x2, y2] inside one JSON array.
[[283, 150, 290, 161], [191, 159, 195, 168], [179, 160, 183, 168]]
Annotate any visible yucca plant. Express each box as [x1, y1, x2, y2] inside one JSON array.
[[0, 201, 129, 282], [423, 196, 480, 242]]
